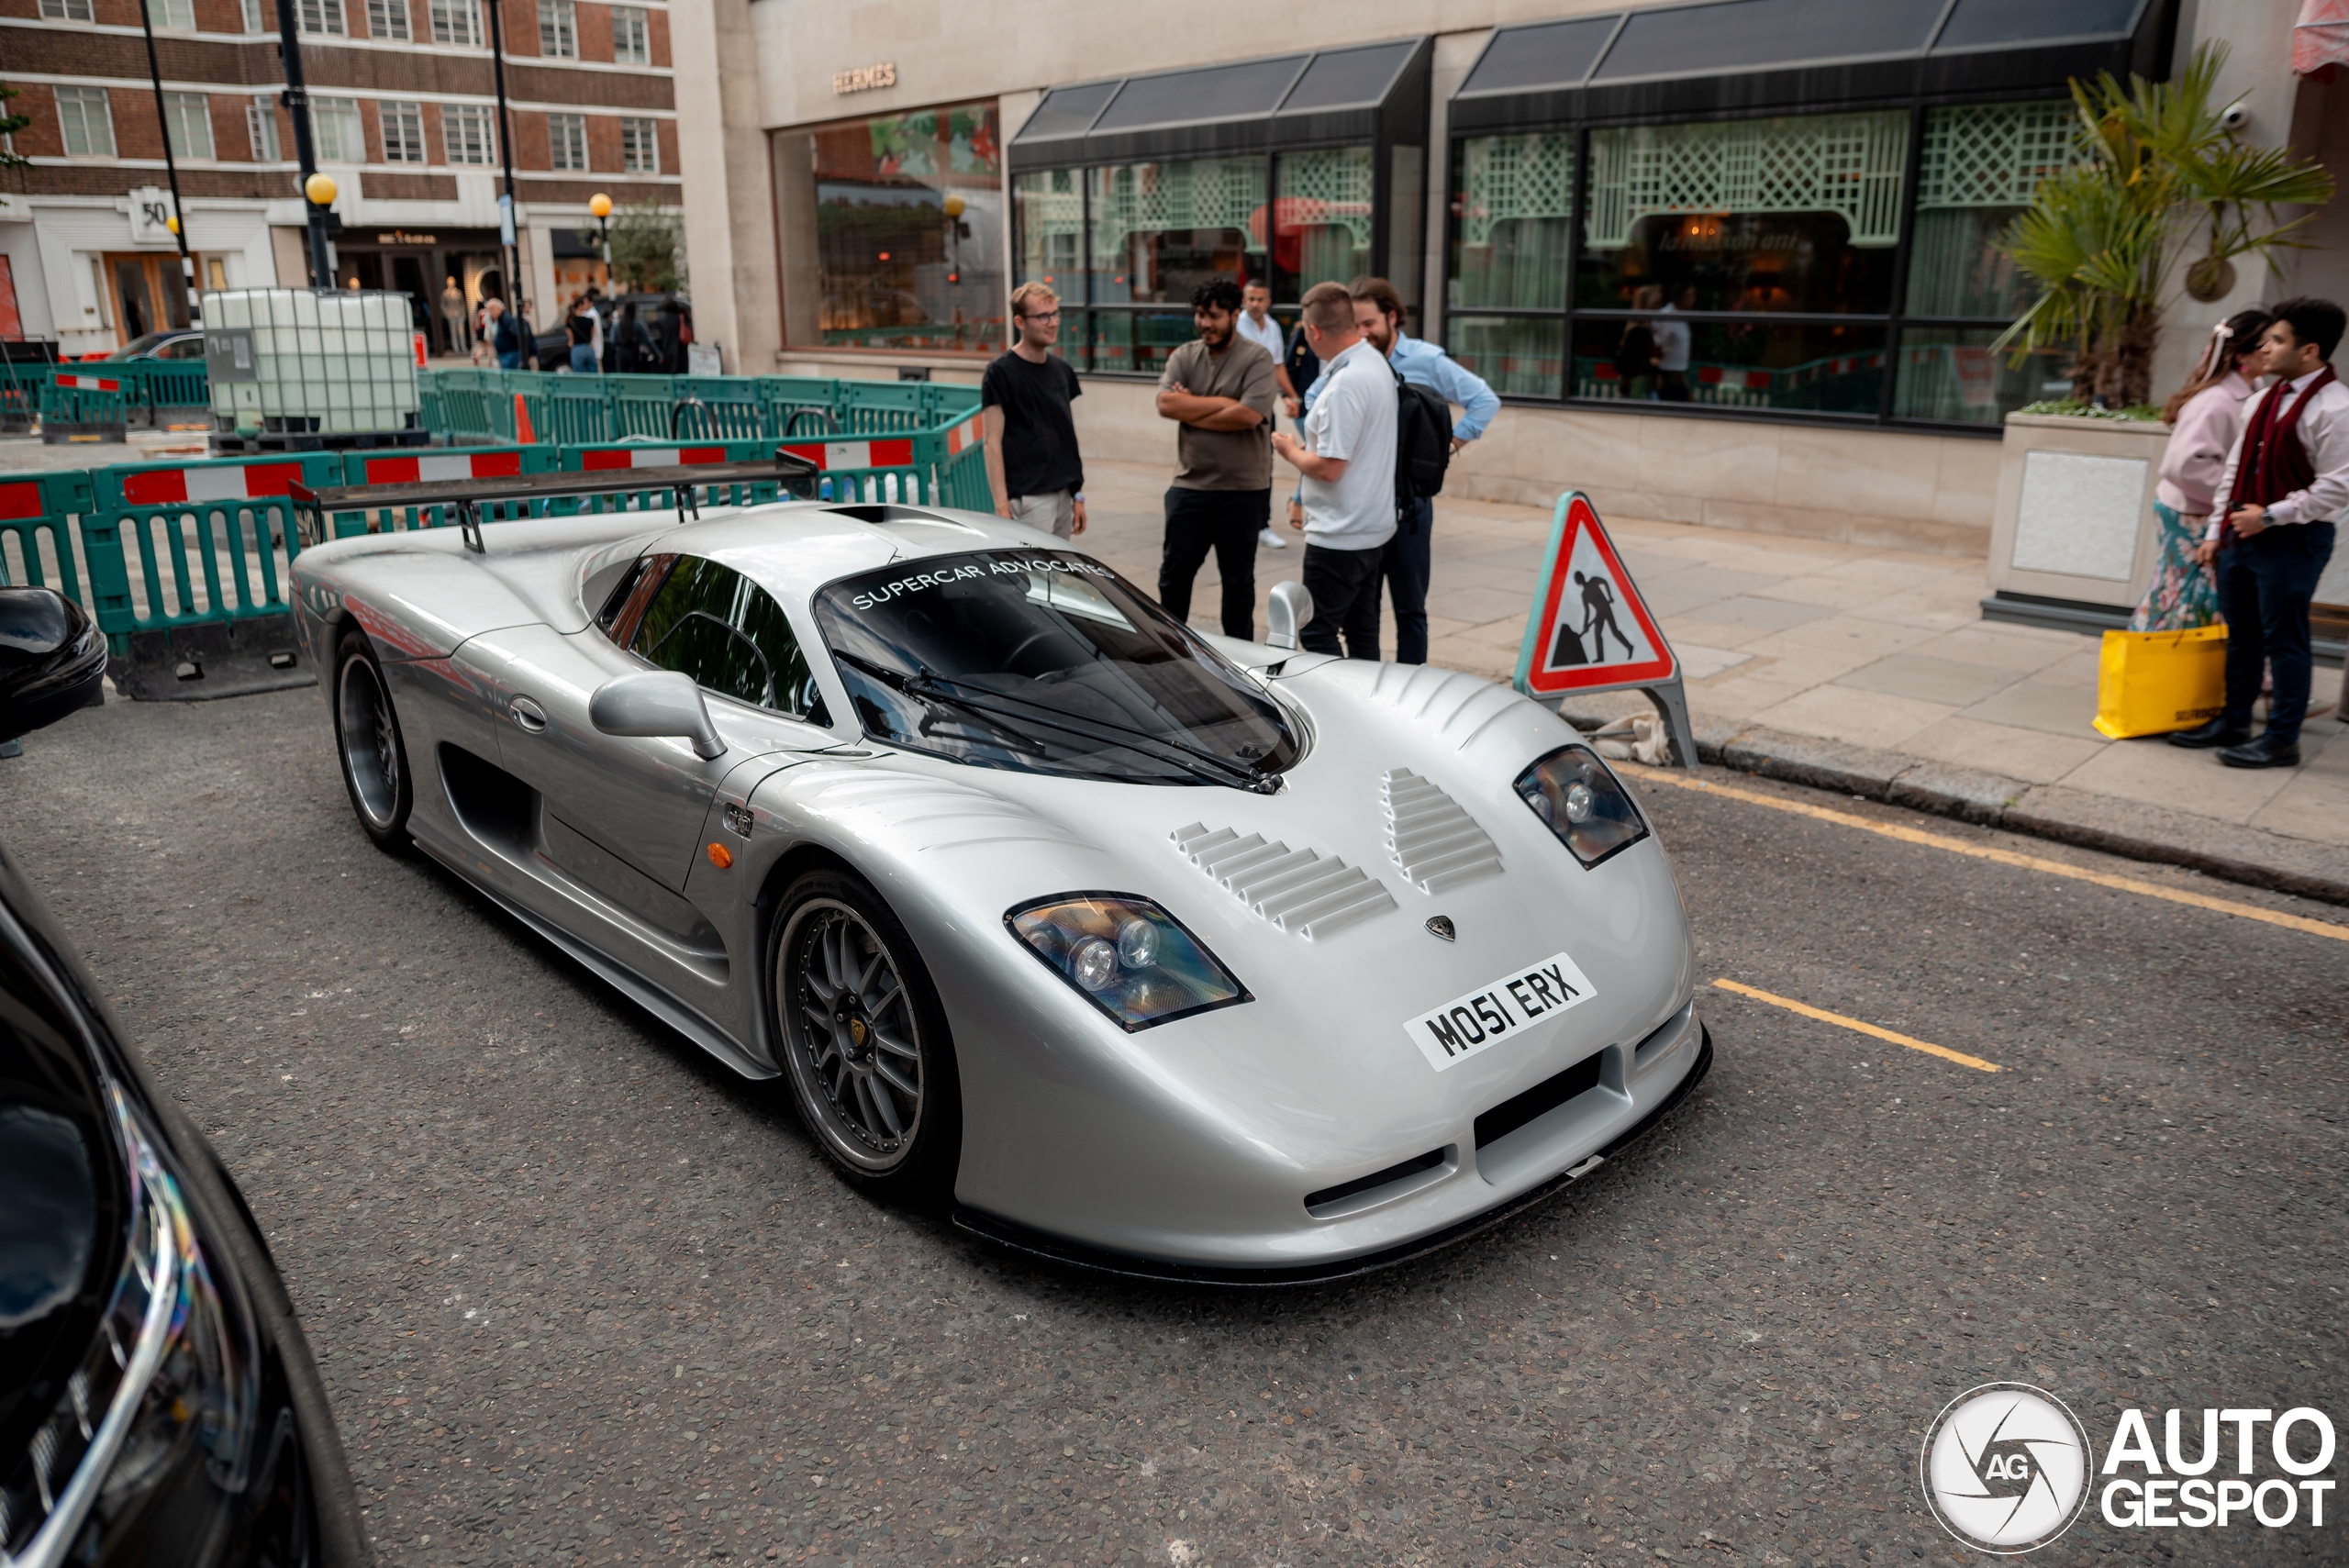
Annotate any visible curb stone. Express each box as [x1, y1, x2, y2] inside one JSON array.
[[1560, 708, 2349, 909]]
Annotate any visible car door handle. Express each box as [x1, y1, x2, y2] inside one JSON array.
[[510, 695, 548, 733]]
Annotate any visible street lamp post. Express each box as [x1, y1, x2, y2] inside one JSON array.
[[136, 0, 197, 327], [273, 0, 335, 288], [590, 191, 614, 280]]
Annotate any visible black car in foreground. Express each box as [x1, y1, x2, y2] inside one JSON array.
[[1, 587, 366, 1566]]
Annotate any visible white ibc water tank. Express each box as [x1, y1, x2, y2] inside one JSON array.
[[203, 288, 420, 439]]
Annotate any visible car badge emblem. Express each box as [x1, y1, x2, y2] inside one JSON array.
[[1426, 916, 1455, 942]]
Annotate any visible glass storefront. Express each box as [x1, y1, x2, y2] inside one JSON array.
[[774, 101, 1006, 353]]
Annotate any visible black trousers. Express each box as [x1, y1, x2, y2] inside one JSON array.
[[1159, 486, 1268, 639], [1300, 541, 1386, 659], [1383, 497, 1433, 664], [2218, 520, 2336, 745]]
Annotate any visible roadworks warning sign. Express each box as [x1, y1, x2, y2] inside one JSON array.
[[1512, 492, 1678, 698]]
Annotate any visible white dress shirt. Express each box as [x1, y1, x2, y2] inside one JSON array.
[[2209, 367, 2349, 538], [1234, 309, 1286, 362]]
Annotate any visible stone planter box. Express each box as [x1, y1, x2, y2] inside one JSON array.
[[1984, 412, 2172, 628]]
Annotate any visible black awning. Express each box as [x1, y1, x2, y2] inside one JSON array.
[[1009, 38, 1430, 168], [1451, 0, 2176, 133]]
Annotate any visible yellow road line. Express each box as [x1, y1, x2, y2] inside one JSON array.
[[1626, 765, 2348, 943], [1709, 979, 2001, 1073]]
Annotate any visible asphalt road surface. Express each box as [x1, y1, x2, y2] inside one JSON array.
[[4, 684, 2343, 1568]]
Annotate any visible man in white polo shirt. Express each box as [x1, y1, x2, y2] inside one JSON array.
[[1272, 281, 1397, 658]]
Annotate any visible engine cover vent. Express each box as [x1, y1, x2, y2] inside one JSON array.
[[1170, 822, 1397, 940], [1381, 769, 1504, 893]]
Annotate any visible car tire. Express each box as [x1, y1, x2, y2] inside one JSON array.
[[332, 625, 413, 853], [771, 868, 962, 1207]]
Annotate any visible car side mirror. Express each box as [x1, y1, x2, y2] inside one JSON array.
[[0, 586, 107, 742], [1265, 580, 1311, 651], [588, 670, 727, 760]]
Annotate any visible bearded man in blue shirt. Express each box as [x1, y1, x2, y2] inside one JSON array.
[[1345, 278, 1501, 665]]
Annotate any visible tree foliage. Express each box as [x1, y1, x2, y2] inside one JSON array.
[[0, 83, 31, 172], [1998, 43, 2334, 406], [604, 199, 686, 296]]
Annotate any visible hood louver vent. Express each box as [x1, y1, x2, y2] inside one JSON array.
[[1382, 769, 1504, 893], [1170, 822, 1396, 940]]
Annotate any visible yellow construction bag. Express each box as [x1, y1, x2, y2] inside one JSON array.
[[2092, 625, 2228, 739]]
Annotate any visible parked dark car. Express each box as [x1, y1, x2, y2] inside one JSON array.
[[101, 330, 207, 362], [0, 587, 367, 1567], [529, 293, 692, 373]]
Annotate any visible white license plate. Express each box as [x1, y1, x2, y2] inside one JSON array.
[[1403, 951, 1598, 1072]]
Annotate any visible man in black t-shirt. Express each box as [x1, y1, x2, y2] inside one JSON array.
[[982, 283, 1086, 539]]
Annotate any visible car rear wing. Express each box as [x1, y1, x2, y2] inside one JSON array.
[[287, 449, 821, 553]]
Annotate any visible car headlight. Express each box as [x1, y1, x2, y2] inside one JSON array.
[[1, 1078, 261, 1566], [1514, 744, 1649, 868], [1008, 895, 1250, 1031]]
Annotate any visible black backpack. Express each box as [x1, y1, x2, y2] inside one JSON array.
[[1394, 366, 1453, 503]]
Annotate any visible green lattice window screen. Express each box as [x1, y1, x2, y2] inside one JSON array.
[[1016, 170, 1085, 283], [1275, 146, 1377, 252], [1458, 133, 1575, 248], [1087, 160, 1270, 265], [1915, 100, 2080, 210], [1586, 111, 1909, 250]]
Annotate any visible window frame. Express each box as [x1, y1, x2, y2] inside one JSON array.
[[611, 4, 650, 65], [297, 0, 347, 38], [365, 0, 411, 41], [445, 102, 496, 165], [1440, 92, 2083, 436], [548, 111, 589, 172], [310, 95, 364, 162], [153, 0, 197, 29], [381, 99, 427, 164], [247, 94, 281, 161], [54, 86, 115, 158], [161, 93, 214, 161], [428, 0, 481, 47], [619, 116, 658, 173], [38, 0, 95, 19], [537, 0, 577, 59]]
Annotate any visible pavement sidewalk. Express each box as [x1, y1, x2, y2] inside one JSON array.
[[1075, 460, 2349, 904]]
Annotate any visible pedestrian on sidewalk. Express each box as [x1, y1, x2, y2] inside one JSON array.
[[487, 298, 525, 371], [1350, 277, 1499, 665], [1237, 281, 1292, 550], [1155, 279, 1278, 639], [566, 295, 601, 373], [2172, 296, 2347, 769], [2131, 309, 2269, 631], [982, 283, 1087, 539], [1282, 310, 1322, 533], [1272, 282, 1397, 659]]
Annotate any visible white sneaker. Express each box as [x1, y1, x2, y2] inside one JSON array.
[[1259, 528, 1287, 549]]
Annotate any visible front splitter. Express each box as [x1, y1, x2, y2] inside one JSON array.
[[952, 1026, 1714, 1287]]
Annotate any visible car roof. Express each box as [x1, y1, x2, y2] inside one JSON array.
[[656, 502, 1082, 602]]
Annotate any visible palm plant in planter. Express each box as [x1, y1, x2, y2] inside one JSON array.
[[1999, 43, 2334, 408]]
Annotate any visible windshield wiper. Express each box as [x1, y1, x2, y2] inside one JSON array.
[[830, 649, 1058, 757], [906, 669, 1279, 795], [831, 650, 1275, 793]]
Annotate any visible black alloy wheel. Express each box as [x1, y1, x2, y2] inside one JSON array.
[[772, 869, 961, 1203], [332, 626, 412, 852]]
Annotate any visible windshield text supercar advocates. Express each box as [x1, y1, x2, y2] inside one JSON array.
[[1403, 951, 1598, 1072]]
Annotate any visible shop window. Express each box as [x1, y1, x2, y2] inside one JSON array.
[[612, 5, 649, 64], [538, 0, 575, 59], [1086, 159, 1266, 306], [446, 104, 496, 164], [1907, 100, 2081, 318], [383, 101, 427, 164], [247, 95, 280, 161], [550, 112, 588, 172], [162, 94, 213, 161], [312, 96, 363, 162], [1089, 310, 1198, 376], [366, 0, 411, 41], [1452, 133, 1573, 311], [39, 0, 95, 19], [53, 87, 113, 158], [429, 0, 480, 46], [1569, 317, 1885, 415], [298, 0, 347, 37], [620, 117, 658, 173], [1012, 169, 1080, 291], [775, 101, 1006, 353], [1580, 111, 1908, 316], [1447, 317, 1565, 400], [1271, 145, 1373, 301], [1892, 328, 2067, 426]]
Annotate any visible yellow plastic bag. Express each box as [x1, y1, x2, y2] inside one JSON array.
[[2092, 625, 2228, 739]]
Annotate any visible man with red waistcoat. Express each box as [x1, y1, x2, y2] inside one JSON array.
[[2171, 297, 2347, 769]]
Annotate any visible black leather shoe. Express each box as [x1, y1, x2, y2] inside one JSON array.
[[2169, 717, 2250, 749], [2219, 734, 2301, 769]]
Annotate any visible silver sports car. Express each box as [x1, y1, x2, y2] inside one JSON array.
[[289, 470, 1709, 1282]]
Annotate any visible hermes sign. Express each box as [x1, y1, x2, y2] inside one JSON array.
[[833, 61, 896, 95]]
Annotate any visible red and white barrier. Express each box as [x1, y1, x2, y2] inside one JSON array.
[[54, 374, 122, 393], [780, 438, 915, 471], [941, 414, 983, 457], [359, 451, 524, 485], [579, 447, 729, 471], [120, 462, 308, 506]]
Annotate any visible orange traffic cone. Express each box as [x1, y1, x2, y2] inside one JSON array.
[[513, 392, 536, 445]]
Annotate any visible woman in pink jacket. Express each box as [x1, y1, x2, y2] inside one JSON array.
[[2130, 310, 2269, 630]]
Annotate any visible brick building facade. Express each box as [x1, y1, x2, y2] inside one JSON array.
[[0, 0, 682, 354]]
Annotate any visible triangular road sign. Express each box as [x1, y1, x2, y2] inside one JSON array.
[[1513, 492, 1678, 697]]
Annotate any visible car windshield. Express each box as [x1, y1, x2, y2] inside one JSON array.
[[810, 550, 1299, 786]]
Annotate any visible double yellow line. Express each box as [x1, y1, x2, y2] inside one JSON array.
[[1709, 978, 1999, 1073]]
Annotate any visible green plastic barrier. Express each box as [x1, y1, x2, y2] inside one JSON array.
[[607, 375, 685, 439], [0, 472, 104, 622], [40, 371, 130, 443], [127, 361, 211, 427], [670, 377, 769, 441]]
